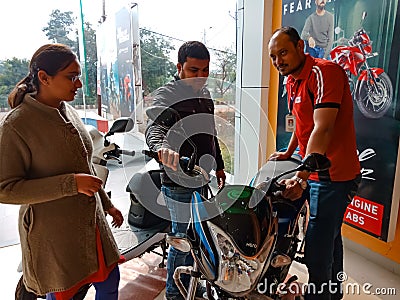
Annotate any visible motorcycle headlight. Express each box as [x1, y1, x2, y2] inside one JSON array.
[[208, 222, 275, 295]]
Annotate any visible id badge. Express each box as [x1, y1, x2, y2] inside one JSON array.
[[285, 114, 296, 132]]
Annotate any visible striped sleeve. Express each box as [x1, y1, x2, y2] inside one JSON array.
[[310, 64, 344, 109]]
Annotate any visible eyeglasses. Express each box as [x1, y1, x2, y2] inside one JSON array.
[[66, 74, 82, 83]]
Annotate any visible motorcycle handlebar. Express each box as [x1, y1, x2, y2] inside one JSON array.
[[142, 149, 159, 161], [120, 149, 136, 157], [102, 148, 135, 163], [142, 150, 194, 173], [271, 182, 287, 193]]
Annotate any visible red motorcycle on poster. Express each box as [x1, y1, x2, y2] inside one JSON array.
[[330, 11, 393, 119]]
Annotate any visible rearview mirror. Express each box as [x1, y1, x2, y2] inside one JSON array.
[[108, 117, 134, 134], [301, 153, 331, 172]]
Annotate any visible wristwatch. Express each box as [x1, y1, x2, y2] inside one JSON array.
[[292, 175, 307, 190]]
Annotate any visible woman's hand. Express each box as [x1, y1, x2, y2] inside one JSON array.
[[107, 207, 124, 228], [75, 173, 103, 197]]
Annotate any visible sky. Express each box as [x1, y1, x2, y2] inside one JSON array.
[[0, 0, 237, 61]]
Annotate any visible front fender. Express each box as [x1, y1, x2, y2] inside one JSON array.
[[358, 68, 385, 81]]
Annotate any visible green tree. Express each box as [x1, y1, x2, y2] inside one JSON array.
[[42, 9, 77, 53], [0, 58, 29, 108], [209, 47, 236, 101], [139, 28, 176, 95], [79, 22, 98, 100], [42, 10, 97, 104]]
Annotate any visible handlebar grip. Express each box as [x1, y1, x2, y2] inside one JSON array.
[[141, 150, 191, 170], [142, 149, 159, 160], [120, 150, 136, 156]]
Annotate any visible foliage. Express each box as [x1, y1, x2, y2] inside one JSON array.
[[78, 22, 98, 99], [215, 107, 236, 174], [0, 58, 29, 108], [139, 28, 176, 95], [42, 9, 78, 53], [209, 47, 236, 101], [42, 10, 97, 104], [219, 139, 234, 174]]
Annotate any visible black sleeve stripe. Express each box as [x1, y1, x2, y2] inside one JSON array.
[[315, 102, 340, 109]]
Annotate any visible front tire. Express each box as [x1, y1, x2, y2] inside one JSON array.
[[354, 71, 393, 119]]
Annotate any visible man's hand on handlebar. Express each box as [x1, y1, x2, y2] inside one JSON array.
[[158, 148, 180, 171], [279, 178, 304, 201]]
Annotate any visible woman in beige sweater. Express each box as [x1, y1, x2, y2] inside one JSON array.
[[0, 44, 124, 300]]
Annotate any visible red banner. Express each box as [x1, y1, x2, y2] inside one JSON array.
[[344, 196, 384, 236]]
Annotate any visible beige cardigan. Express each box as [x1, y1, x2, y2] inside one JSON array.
[[0, 94, 120, 295]]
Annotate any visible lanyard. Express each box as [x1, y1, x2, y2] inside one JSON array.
[[288, 80, 299, 114]]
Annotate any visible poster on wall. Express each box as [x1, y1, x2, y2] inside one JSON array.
[[96, 2, 137, 119], [115, 6, 135, 117], [278, 0, 400, 241]]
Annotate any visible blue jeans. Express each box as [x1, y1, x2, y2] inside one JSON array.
[[46, 265, 120, 300], [162, 185, 202, 297], [304, 41, 325, 58], [304, 176, 360, 300]]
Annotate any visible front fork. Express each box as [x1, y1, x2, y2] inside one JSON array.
[[357, 60, 384, 95]]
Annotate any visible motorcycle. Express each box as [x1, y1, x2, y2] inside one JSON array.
[[330, 11, 393, 119], [166, 153, 331, 300]]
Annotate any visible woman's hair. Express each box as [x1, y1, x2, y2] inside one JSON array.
[[8, 44, 77, 108], [178, 41, 210, 65]]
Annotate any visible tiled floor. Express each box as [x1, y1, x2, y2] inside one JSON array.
[[288, 247, 400, 299], [4, 241, 398, 299]]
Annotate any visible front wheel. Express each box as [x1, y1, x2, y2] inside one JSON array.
[[354, 71, 393, 119]]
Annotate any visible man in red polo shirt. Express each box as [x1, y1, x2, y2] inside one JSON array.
[[268, 26, 361, 300]]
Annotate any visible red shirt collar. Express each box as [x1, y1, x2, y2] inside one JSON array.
[[287, 54, 315, 85]]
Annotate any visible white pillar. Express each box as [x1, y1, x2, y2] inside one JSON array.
[[234, 0, 274, 184]]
